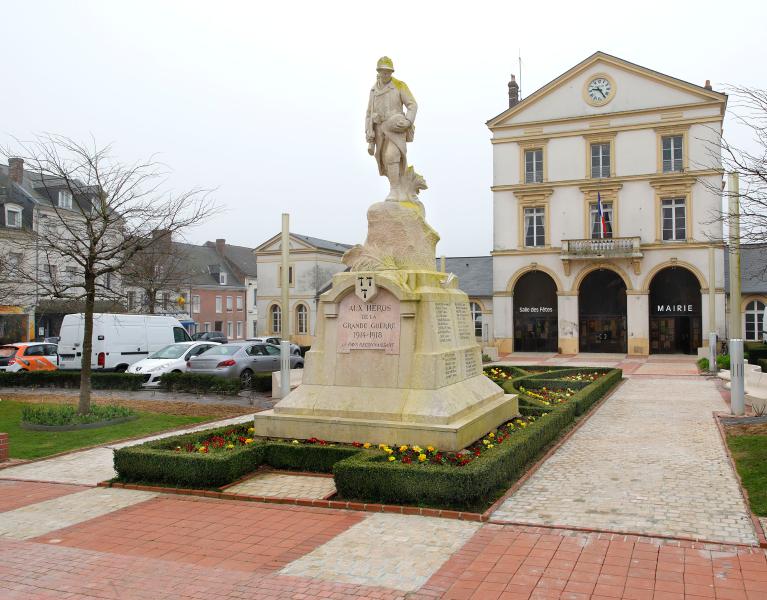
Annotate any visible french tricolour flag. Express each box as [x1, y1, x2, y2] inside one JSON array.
[[596, 191, 607, 239]]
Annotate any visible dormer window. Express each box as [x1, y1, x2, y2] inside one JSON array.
[[58, 190, 73, 209], [5, 204, 22, 228], [219, 272, 227, 285]]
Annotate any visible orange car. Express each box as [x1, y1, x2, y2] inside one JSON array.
[[0, 343, 59, 372]]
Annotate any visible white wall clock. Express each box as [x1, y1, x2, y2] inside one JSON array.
[[584, 74, 616, 107]]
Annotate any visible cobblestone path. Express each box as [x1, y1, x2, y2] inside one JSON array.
[[492, 377, 758, 545]]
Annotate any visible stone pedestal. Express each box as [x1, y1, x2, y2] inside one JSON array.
[[253, 270, 518, 450]]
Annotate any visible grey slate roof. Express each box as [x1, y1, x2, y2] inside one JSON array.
[[724, 244, 767, 294], [204, 241, 257, 277], [437, 256, 493, 297], [173, 242, 245, 287], [293, 233, 352, 253]]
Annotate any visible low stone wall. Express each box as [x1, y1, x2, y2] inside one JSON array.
[[0, 433, 8, 462]]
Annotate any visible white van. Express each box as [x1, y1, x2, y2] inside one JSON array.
[[58, 313, 191, 372]]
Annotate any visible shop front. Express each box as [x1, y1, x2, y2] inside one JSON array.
[[578, 269, 627, 353], [513, 271, 558, 352], [649, 267, 701, 354]]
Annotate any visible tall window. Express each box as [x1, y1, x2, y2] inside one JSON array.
[[270, 304, 281, 334], [8, 253, 22, 277], [127, 290, 136, 310], [591, 143, 611, 178], [5, 205, 21, 228], [745, 300, 766, 341], [662, 135, 683, 172], [192, 295, 200, 313], [253, 321, 258, 337], [162, 291, 170, 311], [589, 202, 613, 239], [64, 266, 78, 285], [219, 272, 227, 285], [215, 296, 222, 313], [524, 149, 543, 183], [58, 190, 73, 209], [236, 295, 243, 310], [524, 207, 545, 247], [253, 288, 257, 304], [469, 302, 483, 338], [236, 321, 243, 339], [227, 321, 233, 338], [278, 266, 295, 286], [204, 322, 211, 332], [44, 263, 57, 283], [661, 198, 686, 241], [296, 304, 308, 334], [226, 296, 233, 312]]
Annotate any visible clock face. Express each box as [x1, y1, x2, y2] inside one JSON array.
[[587, 77, 613, 104]]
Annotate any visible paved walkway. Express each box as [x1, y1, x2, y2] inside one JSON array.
[[494, 353, 700, 377], [492, 377, 757, 545]]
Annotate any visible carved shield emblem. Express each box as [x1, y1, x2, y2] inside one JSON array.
[[355, 275, 378, 302]]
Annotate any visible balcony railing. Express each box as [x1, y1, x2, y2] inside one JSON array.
[[561, 236, 643, 260]]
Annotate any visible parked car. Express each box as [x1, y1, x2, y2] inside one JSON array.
[[58, 313, 191, 372], [246, 336, 302, 356], [0, 342, 59, 372], [187, 342, 304, 387], [191, 331, 228, 344], [127, 341, 220, 386]]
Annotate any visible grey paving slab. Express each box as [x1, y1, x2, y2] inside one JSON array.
[[280, 513, 479, 591], [0, 487, 156, 540], [492, 377, 758, 545], [0, 415, 253, 485]]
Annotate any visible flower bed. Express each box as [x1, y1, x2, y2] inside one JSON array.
[[558, 371, 606, 382], [517, 385, 575, 406]]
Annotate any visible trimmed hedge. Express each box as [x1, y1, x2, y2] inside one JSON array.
[[158, 372, 272, 395], [0, 370, 144, 390], [758, 359, 767, 373], [333, 369, 622, 508], [264, 442, 360, 473], [746, 345, 767, 365]]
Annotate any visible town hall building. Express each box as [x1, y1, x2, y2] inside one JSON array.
[[487, 52, 727, 355]]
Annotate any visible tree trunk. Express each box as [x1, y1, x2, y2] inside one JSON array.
[[147, 290, 156, 314], [78, 272, 96, 414]]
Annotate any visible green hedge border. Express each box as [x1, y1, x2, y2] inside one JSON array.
[[0, 370, 144, 390], [158, 372, 272, 395]]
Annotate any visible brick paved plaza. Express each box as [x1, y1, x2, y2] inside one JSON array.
[[0, 363, 765, 598]]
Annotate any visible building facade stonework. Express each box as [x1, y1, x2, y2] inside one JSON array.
[[488, 52, 727, 355]]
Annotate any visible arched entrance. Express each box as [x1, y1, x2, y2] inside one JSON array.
[[649, 267, 702, 354], [513, 271, 558, 352], [579, 269, 627, 353]]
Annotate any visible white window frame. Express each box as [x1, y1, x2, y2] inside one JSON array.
[[271, 304, 281, 334], [215, 296, 222, 313], [590, 143, 611, 178], [662, 135, 683, 173], [296, 304, 308, 335], [523, 207, 545, 247], [661, 198, 686, 241], [236, 321, 243, 339], [219, 272, 227, 285], [227, 321, 233, 338], [7, 252, 22, 277], [745, 300, 766, 341], [226, 296, 233, 312], [5, 204, 22, 228], [192, 294, 201, 313], [469, 302, 483, 338], [589, 202, 613, 239], [204, 321, 211, 332], [236, 295, 243, 311], [57, 190, 73, 209], [524, 149, 543, 184]]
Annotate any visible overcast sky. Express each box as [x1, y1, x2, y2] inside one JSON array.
[[2, 0, 765, 256]]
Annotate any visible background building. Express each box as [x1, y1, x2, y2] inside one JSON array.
[[488, 52, 727, 355]]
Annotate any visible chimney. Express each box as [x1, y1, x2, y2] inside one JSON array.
[[508, 74, 520, 108], [704, 79, 713, 91], [8, 157, 23, 184], [215, 238, 226, 255]]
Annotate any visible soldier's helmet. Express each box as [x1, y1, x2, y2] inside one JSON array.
[[376, 56, 394, 72]]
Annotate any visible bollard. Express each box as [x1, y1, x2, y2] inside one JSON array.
[[280, 340, 291, 399], [730, 339, 745, 416], [708, 332, 718, 374]]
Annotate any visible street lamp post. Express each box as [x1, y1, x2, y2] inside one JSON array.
[[728, 172, 745, 416]]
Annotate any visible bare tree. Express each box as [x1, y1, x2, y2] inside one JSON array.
[[121, 235, 194, 314], [2, 135, 217, 413]]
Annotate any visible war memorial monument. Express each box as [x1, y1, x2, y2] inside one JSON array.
[[252, 57, 518, 450]]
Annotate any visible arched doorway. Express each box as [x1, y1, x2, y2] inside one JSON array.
[[579, 269, 627, 353], [513, 271, 558, 352], [649, 267, 702, 354]]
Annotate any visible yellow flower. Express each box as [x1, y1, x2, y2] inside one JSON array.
[[488, 432, 494, 438], [226, 443, 234, 449], [418, 453, 427, 462], [399, 445, 408, 452], [483, 439, 490, 445], [363, 442, 371, 449], [248, 427, 255, 433], [488, 444, 494, 449], [520, 422, 527, 428], [385, 448, 394, 454], [198, 447, 206, 453], [388, 456, 396, 461], [292, 440, 300, 444], [244, 438, 253, 444], [427, 446, 435, 453], [378, 443, 386, 449], [412, 445, 422, 453]]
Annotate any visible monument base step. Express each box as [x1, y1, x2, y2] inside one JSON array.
[[252, 393, 518, 451]]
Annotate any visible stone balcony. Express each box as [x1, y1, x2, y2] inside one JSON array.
[[561, 236, 643, 275]]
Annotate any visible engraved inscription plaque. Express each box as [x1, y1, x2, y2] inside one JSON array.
[[464, 349, 480, 378], [455, 302, 473, 342], [337, 289, 400, 354], [435, 302, 454, 344], [442, 352, 458, 384]]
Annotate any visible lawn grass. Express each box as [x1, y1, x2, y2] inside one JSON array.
[[0, 400, 209, 460], [727, 433, 767, 516]]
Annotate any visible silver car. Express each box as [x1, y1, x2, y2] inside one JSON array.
[[246, 336, 302, 356], [186, 342, 304, 387]]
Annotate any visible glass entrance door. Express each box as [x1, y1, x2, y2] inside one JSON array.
[[579, 316, 627, 353]]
